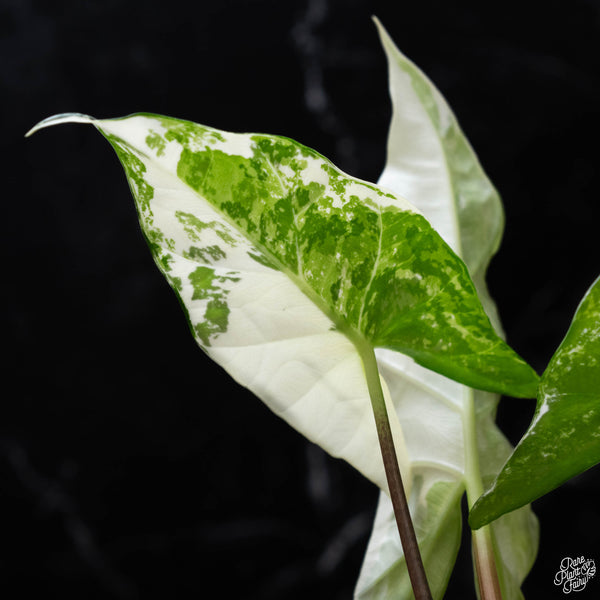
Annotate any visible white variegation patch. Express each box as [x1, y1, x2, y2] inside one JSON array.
[[104, 114, 257, 160]]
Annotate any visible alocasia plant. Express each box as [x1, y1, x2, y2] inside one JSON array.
[[30, 16, 600, 600]]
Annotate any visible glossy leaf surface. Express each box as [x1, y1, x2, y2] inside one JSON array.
[[355, 20, 539, 599], [470, 275, 600, 529]]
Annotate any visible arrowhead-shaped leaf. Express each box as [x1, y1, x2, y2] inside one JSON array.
[[29, 109, 536, 497], [470, 274, 600, 529], [355, 19, 539, 599]]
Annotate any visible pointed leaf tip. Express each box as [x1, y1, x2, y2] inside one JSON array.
[[25, 113, 97, 138]]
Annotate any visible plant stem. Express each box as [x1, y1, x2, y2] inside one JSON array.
[[472, 526, 503, 599], [361, 343, 433, 600], [462, 388, 503, 600]]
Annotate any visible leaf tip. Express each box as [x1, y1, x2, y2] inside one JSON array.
[[371, 14, 389, 41], [25, 113, 97, 138]]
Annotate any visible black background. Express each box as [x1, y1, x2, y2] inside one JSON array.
[[3, 0, 600, 598]]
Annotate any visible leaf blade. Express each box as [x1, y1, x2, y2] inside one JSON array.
[[470, 275, 600, 528], [374, 18, 504, 281], [31, 111, 538, 397], [99, 117, 412, 492], [111, 113, 538, 397]]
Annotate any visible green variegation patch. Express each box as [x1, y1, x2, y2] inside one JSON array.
[[175, 211, 238, 249], [187, 265, 240, 346]]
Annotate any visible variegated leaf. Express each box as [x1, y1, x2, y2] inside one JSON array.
[[355, 20, 539, 600], [470, 274, 600, 529], [28, 109, 537, 500]]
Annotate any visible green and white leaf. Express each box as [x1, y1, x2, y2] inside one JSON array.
[[355, 20, 539, 599], [470, 274, 600, 529], [28, 103, 536, 500]]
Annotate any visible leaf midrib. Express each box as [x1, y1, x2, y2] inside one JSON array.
[[358, 201, 383, 331]]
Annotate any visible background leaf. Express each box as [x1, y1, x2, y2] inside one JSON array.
[[470, 274, 600, 529], [355, 20, 539, 599]]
